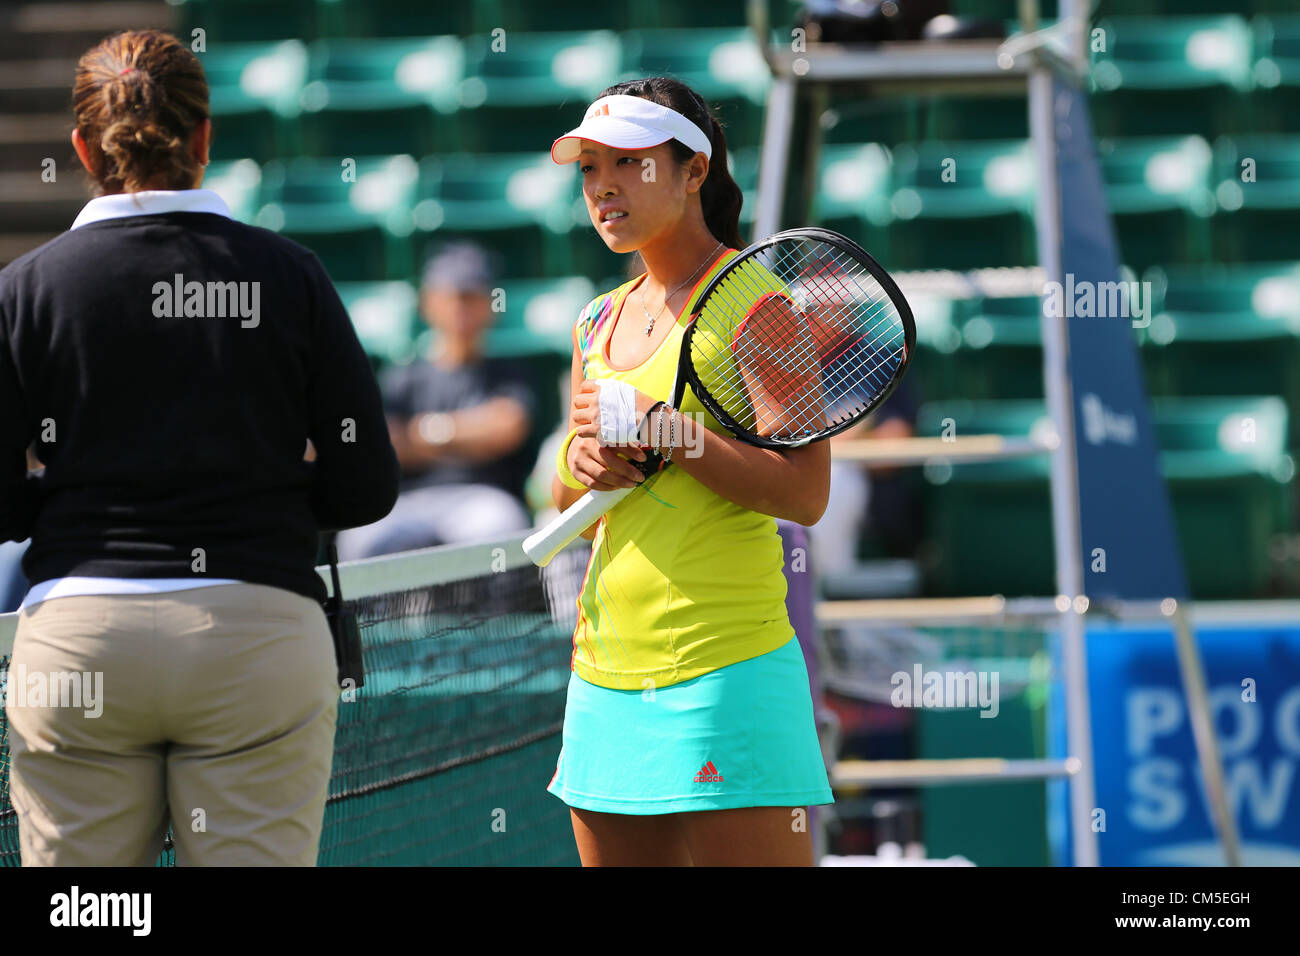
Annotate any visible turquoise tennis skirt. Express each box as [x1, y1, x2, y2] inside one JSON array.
[[547, 634, 834, 814]]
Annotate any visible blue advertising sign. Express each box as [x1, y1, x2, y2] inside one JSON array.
[[1050, 620, 1300, 866], [1051, 75, 1189, 601]]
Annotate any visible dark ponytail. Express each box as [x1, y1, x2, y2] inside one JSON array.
[[596, 77, 745, 250]]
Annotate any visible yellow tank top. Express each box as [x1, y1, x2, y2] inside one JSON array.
[[567, 248, 794, 691]]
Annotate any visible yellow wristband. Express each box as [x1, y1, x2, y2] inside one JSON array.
[[556, 427, 587, 490]]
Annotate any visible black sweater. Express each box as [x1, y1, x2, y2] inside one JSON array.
[[0, 210, 400, 604]]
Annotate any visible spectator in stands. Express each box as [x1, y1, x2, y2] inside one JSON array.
[[808, 375, 920, 575], [336, 242, 537, 560], [0, 449, 40, 613]]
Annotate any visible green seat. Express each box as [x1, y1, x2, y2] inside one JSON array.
[[916, 397, 1294, 598], [492, 0, 633, 32], [916, 399, 1054, 597], [729, 146, 761, 227], [635, 0, 749, 28], [456, 31, 622, 154], [200, 41, 308, 163], [1254, 15, 1300, 88], [821, 96, 923, 150], [906, 291, 966, 402], [813, 143, 893, 262], [617, 28, 770, 149], [314, 0, 473, 38], [1145, 262, 1300, 440], [887, 140, 1036, 271], [922, 83, 1028, 142], [333, 281, 421, 368], [297, 37, 464, 158], [201, 159, 262, 222], [1098, 135, 1214, 271], [1252, 15, 1300, 133], [414, 153, 578, 280], [1212, 136, 1300, 262], [954, 287, 1161, 401], [172, 0, 316, 42], [257, 155, 419, 281], [1089, 16, 1255, 138], [1154, 396, 1293, 597], [483, 276, 597, 358]]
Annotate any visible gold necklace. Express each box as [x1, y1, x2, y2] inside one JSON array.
[[638, 241, 723, 336]]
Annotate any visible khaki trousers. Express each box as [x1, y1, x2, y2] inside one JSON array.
[[4, 583, 338, 866]]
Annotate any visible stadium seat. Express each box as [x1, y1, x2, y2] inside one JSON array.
[[201, 41, 308, 163], [1089, 16, 1256, 138], [952, 295, 1044, 401], [492, 0, 635, 32], [454, 31, 622, 154], [922, 93, 1029, 142], [314, 0, 474, 38], [916, 400, 1053, 597], [635, 0, 749, 28], [1212, 135, 1300, 262], [414, 153, 578, 280], [296, 37, 465, 158], [905, 292, 965, 402], [916, 397, 1294, 598], [617, 28, 770, 150], [813, 143, 893, 262], [1254, 15, 1300, 87], [172, 0, 317, 43], [1098, 135, 1215, 271], [729, 146, 761, 228], [1144, 261, 1300, 440], [1157, 396, 1294, 596], [886, 140, 1036, 271], [333, 280, 422, 368], [201, 159, 262, 223], [256, 154, 419, 282], [483, 276, 598, 357], [820, 95, 922, 151], [1252, 15, 1300, 133], [952, 288, 1161, 401]]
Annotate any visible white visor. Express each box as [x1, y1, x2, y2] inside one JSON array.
[[551, 93, 713, 165]]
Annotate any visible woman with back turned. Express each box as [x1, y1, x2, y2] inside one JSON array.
[[0, 30, 399, 866], [545, 77, 835, 866]]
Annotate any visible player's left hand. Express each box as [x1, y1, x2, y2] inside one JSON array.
[[573, 379, 656, 446]]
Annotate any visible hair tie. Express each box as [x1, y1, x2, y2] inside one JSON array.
[[120, 66, 135, 75]]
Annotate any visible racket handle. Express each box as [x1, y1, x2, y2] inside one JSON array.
[[523, 485, 634, 567]]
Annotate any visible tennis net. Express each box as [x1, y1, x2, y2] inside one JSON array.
[[0, 534, 588, 866]]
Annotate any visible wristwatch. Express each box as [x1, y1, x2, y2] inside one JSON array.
[[417, 412, 455, 446]]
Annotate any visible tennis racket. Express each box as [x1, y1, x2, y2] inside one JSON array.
[[523, 226, 915, 567]]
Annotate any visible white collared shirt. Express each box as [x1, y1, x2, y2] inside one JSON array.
[[19, 188, 240, 611], [70, 188, 232, 230]]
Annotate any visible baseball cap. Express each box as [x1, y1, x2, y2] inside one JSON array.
[[551, 93, 713, 165], [421, 241, 495, 292]]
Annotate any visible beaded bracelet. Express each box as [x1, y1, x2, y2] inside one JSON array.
[[639, 400, 666, 447]]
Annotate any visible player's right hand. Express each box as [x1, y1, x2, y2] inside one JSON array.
[[567, 426, 647, 491]]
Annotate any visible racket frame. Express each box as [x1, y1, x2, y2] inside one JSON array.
[[678, 225, 916, 451]]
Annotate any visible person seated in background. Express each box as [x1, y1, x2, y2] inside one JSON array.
[[337, 242, 536, 560], [0, 448, 44, 613], [807, 375, 920, 577]]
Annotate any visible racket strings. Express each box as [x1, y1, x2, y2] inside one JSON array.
[[690, 238, 907, 440]]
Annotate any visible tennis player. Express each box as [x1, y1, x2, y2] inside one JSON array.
[[546, 78, 835, 866], [0, 30, 399, 865]]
